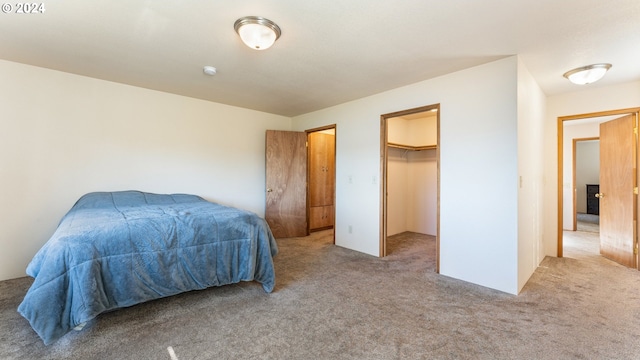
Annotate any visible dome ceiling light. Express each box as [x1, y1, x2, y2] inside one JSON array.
[[563, 63, 612, 85], [234, 16, 281, 50]]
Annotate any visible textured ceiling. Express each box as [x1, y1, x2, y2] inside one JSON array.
[[0, 1, 638, 117]]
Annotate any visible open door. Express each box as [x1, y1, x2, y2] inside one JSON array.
[[599, 114, 637, 268], [265, 130, 308, 238]]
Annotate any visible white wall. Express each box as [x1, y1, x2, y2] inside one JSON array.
[[388, 115, 437, 146], [293, 57, 521, 294], [387, 147, 409, 235], [575, 141, 600, 213], [544, 80, 640, 256], [409, 116, 437, 146], [516, 59, 547, 293], [0, 59, 291, 281], [406, 149, 437, 235], [388, 117, 411, 144]]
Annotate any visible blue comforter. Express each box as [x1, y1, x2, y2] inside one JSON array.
[[18, 191, 278, 345]]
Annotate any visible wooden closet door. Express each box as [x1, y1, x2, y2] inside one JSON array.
[[265, 130, 308, 238]]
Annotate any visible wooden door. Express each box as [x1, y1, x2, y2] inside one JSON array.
[[265, 130, 308, 238], [599, 114, 637, 268]]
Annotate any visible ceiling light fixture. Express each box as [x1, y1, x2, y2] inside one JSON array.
[[234, 16, 281, 50], [203, 66, 217, 76], [563, 63, 612, 85]]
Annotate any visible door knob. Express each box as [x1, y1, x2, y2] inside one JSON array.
[[595, 193, 604, 198], [266, 188, 273, 193]]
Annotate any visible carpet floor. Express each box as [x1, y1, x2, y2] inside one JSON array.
[[1, 229, 639, 359], [576, 213, 600, 233]]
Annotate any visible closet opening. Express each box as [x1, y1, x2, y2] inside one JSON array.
[[307, 125, 336, 243], [380, 104, 440, 272]]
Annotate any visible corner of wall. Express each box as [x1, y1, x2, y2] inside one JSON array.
[[516, 58, 547, 293]]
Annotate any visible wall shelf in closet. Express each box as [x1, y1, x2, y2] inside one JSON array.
[[387, 142, 437, 151]]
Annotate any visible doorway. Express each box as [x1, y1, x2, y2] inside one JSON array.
[[265, 126, 336, 241], [307, 125, 336, 239], [574, 138, 600, 233], [557, 107, 640, 268], [380, 104, 440, 272]]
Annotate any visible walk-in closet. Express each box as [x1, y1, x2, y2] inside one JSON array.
[[386, 110, 437, 258]]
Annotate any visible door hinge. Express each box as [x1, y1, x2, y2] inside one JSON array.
[[635, 244, 638, 255], [306, 141, 308, 148], [635, 187, 638, 195], [635, 127, 638, 135]]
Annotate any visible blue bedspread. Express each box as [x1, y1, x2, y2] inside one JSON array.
[[18, 191, 278, 345]]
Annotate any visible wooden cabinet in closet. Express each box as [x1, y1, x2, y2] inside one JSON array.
[[310, 205, 334, 230], [309, 132, 335, 231]]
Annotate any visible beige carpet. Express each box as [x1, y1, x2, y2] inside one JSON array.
[[576, 213, 600, 233], [1, 229, 639, 359]]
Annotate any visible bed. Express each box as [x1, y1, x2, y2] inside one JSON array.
[[18, 190, 278, 345]]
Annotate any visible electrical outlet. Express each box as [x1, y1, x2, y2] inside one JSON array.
[[348, 225, 352, 234]]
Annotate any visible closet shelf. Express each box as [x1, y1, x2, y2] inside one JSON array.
[[387, 142, 437, 151]]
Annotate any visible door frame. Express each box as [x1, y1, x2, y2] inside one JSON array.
[[380, 104, 440, 272], [306, 124, 337, 244], [557, 107, 640, 258]]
